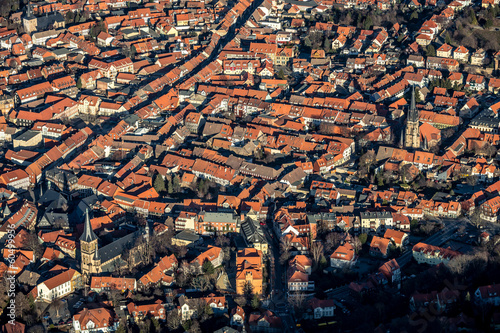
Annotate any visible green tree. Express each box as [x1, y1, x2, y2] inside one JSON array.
[[319, 255, 328, 268], [323, 38, 332, 52], [167, 310, 181, 331], [251, 294, 261, 309], [415, 87, 422, 102], [304, 37, 312, 48], [426, 44, 436, 57], [485, 19, 493, 29], [358, 233, 368, 245], [410, 10, 419, 21], [151, 317, 160, 331], [377, 173, 384, 186], [243, 281, 254, 301], [468, 8, 478, 25], [153, 174, 166, 193], [363, 16, 373, 30], [65, 11, 75, 24], [89, 21, 106, 40], [167, 178, 173, 194], [173, 174, 180, 192], [76, 77, 82, 89], [277, 69, 285, 80], [202, 260, 215, 275], [443, 78, 452, 89], [410, 219, 419, 231], [445, 31, 452, 45]]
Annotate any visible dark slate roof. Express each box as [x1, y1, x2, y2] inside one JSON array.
[[124, 114, 140, 126], [240, 219, 266, 245], [46, 168, 78, 186], [74, 195, 99, 223], [284, 0, 317, 6], [408, 85, 419, 123], [97, 231, 138, 263], [38, 211, 69, 229], [174, 229, 200, 242], [80, 209, 98, 243], [36, 12, 64, 31], [39, 189, 67, 211]]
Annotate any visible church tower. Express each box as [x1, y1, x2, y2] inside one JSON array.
[[404, 86, 420, 149], [80, 209, 98, 283], [23, 4, 37, 34]]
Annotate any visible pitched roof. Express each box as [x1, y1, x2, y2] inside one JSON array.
[[79, 209, 98, 243]]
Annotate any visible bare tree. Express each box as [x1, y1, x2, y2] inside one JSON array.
[[25, 232, 43, 261], [447, 251, 488, 276], [173, 245, 188, 258], [352, 237, 362, 254], [177, 260, 193, 287], [442, 128, 455, 140], [477, 143, 498, 158], [0, 277, 9, 307], [234, 296, 247, 307], [310, 241, 324, 267], [420, 223, 435, 235], [166, 310, 181, 331], [189, 319, 202, 333], [190, 275, 212, 292], [325, 232, 342, 253], [15, 292, 31, 318], [399, 164, 414, 183], [470, 207, 486, 228], [288, 292, 307, 313], [359, 150, 376, 168], [358, 150, 376, 177], [467, 175, 479, 187], [27, 326, 45, 333], [215, 234, 230, 247], [279, 236, 292, 264]]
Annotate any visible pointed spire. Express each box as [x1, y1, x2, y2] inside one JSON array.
[[408, 85, 419, 123], [410, 85, 416, 112], [3, 204, 11, 218], [80, 209, 98, 243]]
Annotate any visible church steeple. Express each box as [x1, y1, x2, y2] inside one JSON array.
[[26, 4, 34, 19], [80, 209, 98, 283], [408, 85, 419, 123], [80, 209, 98, 243], [2, 204, 11, 219], [404, 85, 420, 149]]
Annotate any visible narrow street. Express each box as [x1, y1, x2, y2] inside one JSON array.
[[260, 203, 297, 332]]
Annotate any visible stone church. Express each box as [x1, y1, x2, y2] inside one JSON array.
[[23, 4, 65, 34], [404, 86, 420, 149], [80, 209, 142, 282]]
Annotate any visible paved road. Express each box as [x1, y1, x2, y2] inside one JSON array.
[[397, 218, 468, 267], [261, 222, 296, 331]]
